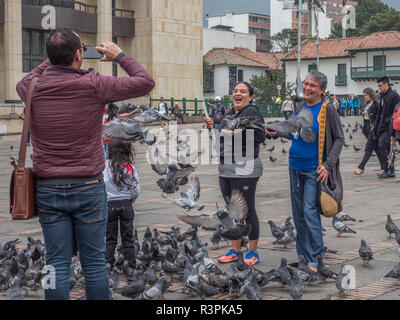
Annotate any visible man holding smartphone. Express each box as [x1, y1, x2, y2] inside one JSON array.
[[16, 28, 155, 300]]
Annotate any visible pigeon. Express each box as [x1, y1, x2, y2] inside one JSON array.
[[120, 106, 170, 123], [344, 143, 349, 148], [267, 145, 275, 152], [162, 177, 204, 211], [336, 264, 350, 296], [353, 145, 362, 152], [10, 145, 13, 150], [144, 261, 159, 286], [385, 263, 400, 286], [279, 216, 293, 232], [178, 190, 250, 241], [109, 266, 120, 290], [335, 212, 356, 222], [288, 268, 304, 300], [273, 258, 292, 287], [345, 128, 349, 133], [385, 215, 399, 239], [281, 138, 288, 144], [268, 220, 285, 241], [116, 271, 146, 299], [264, 108, 315, 142], [186, 277, 218, 299], [349, 134, 353, 140], [297, 256, 319, 283], [269, 155, 277, 163], [141, 275, 167, 300], [239, 267, 263, 300], [317, 255, 337, 282], [332, 215, 356, 237], [359, 239, 373, 266], [0, 239, 20, 252], [282, 148, 287, 155], [395, 229, 400, 247], [273, 228, 294, 249], [156, 162, 196, 194], [210, 228, 222, 247], [103, 118, 155, 144]]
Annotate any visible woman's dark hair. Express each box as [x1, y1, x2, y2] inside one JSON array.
[[107, 103, 119, 121], [363, 87, 379, 103], [108, 138, 137, 191], [232, 81, 254, 103], [46, 28, 81, 66]]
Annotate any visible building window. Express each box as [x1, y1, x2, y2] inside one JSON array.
[[229, 66, 237, 95], [308, 63, 317, 72], [238, 69, 244, 82], [22, 29, 50, 73], [373, 55, 386, 71], [22, 0, 74, 8]]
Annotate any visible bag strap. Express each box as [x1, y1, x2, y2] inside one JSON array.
[[17, 77, 39, 173], [318, 102, 328, 169]]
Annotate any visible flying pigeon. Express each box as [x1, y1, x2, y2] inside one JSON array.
[[103, 118, 155, 144], [162, 176, 204, 211]]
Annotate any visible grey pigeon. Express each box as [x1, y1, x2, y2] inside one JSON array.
[[210, 228, 222, 247], [298, 256, 319, 283], [317, 255, 337, 282], [273, 257, 292, 287], [178, 190, 250, 241], [288, 268, 304, 300], [141, 275, 166, 300], [109, 266, 120, 290], [144, 261, 158, 286], [359, 239, 373, 266], [324, 246, 338, 255], [162, 177, 204, 211], [239, 267, 263, 300], [269, 155, 277, 163], [273, 226, 294, 249], [267, 145, 275, 152], [116, 271, 145, 299], [264, 108, 315, 142], [103, 118, 155, 144], [186, 277, 218, 299], [335, 212, 356, 222], [395, 229, 400, 247], [268, 220, 285, 241], [385, 215, 399, 239], [122, 107, 170, 123], [332, 215, 356, 237], [385, 263, 400, 285], [336, 265, 350, 296]]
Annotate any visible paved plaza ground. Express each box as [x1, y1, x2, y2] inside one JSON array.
[[0, 115, 399, 300]]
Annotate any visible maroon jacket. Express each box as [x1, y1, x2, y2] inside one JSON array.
[[16, 56, 155, 178]]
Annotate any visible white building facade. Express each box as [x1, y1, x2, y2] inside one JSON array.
[[203, 28, 256, 55]]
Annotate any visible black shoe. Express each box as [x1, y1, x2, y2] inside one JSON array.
[[379, 172, 396, 179]]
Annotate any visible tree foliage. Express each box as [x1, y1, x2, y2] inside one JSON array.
[[330, 0, 390, 38], [271, 29, 298, 53], [250, 70, 294, 104]]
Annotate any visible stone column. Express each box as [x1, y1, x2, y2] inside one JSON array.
[[4, 0, 22, 103], [96, 0, 112, 76]]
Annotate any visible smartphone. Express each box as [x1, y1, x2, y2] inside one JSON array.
[[84, 46, 104, 59]]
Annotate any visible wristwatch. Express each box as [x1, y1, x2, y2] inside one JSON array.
[[115, 51, 127, 63]]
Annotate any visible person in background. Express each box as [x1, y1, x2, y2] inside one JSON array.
[[204, 82, 266, 266], [353, 96, 361, 116], [266, 71, 344, 271], [103, 103, 119, 159], [158, 97, 169, 128], [374, 77, 400, 178], [340, 98, 347, 117], [348, 96, 354, 116], [353, 88, 383, 175], [173, 102, 185, 124], [104, 138, 140, 268], [209, 96, 226, 125], [281, 96, 295, 120]]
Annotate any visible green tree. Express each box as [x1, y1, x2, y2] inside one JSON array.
[[359, 9, 400, 35], [250, 71, 294, 105], [203, 59, 214, 93], [271, 29, 298, 53], [330, 0, 390, 38]]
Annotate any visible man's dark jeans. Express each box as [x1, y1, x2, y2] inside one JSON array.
[[105, 199, 136, 267], [358, 133, 384, 171], [36, 180, 110, 300], [377, 131, 394, 173]]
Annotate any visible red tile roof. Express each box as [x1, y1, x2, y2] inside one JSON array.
[[204, 48, 283, 70], [282, 31, 400, 61]]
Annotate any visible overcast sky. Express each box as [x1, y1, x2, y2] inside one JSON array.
[[203, 0, 400, 25]]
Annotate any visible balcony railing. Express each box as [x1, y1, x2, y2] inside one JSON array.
[[22, 0, 97, 14], [351, 65, 400, 81], [112, 8, 135, 37], [335, 75, 347, 86], [0, 0, 4, 25]]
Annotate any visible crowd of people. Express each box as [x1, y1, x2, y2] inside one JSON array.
[[15, 27, 400, 300]]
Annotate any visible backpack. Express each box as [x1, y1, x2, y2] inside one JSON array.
[[212, 105, 224, 124], [393, 103, 400, 131]]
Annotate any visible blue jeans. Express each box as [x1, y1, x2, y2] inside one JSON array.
[[36, 181, 110, 300], [289, 168, 324, 267]]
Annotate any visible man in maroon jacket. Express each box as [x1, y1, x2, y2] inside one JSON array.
[[16, 28, 155, 300]]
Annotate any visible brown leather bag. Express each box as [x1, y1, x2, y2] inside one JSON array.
[[9, 77, 39, 220]]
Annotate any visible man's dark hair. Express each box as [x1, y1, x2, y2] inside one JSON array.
[[46, 28, 81, 66], [377, 76, 390, 85]]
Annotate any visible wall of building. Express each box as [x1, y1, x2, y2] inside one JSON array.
[[207, 13, 249, 34], [270, 0, 292, 37], [0, 24, 4, 104], [285, 55, 400, 97], [203, 28, 256, 55]]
